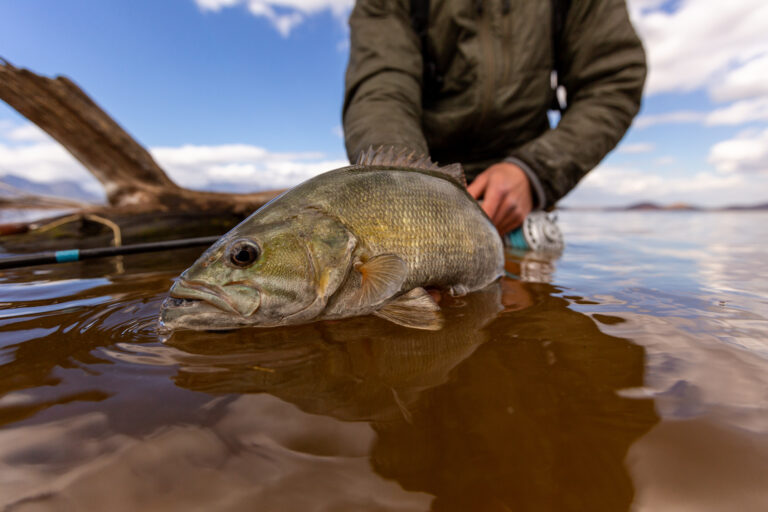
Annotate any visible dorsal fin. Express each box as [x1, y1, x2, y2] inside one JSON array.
[[356, 145, 467, 187], [437, 163, 467, 188]]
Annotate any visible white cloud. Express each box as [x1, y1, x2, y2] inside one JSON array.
[[2, 118, 764, 208], [272, 12, 304, 37], [710, 53, 768, 102], [151, 144, 348, 191], [629, 0, 768, 96], [570, 126, 768, 207], [653, 156, 676, 166], [336, 37, 350, 53], [0, 142, 87, 183], [196, 0, 240, 10], [4, 123, 50, 143], [704, 97, 768, 126], [617, 142, 654, 154], [634, 111, 706, 129], [607, 2, 768, 131], [0, 121, 348, 197], [0, 121, 98, 185], [635, 99, 768, 128], [629, 0, 668, 11], [195, 0, 353, 36], [562, 163, 768, 208], [708, 128, 768, 173]]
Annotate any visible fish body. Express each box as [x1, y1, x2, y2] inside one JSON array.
[[160, 148, 504, 331]]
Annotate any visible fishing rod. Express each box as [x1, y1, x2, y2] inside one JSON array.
[[0, 236, 219, 270]]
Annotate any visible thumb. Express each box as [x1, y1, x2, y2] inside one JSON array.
[[467, 171, 489, 199]]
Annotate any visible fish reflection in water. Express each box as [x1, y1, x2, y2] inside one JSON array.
[[160, 278, 658, 511], [4, 211, 768, 511], [165, 284, 503, 423]]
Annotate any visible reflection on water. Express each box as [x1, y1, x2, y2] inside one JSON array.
[[164, 285, 501, 423], [367, 284, 656, 512], [0, 212, 767, 511]]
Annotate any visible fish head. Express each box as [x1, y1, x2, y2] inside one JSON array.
[[160, 213, 356, 330]]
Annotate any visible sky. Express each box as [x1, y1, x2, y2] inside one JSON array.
[[0, 0, 767, 207]]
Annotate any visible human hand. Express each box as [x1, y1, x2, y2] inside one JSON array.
[[467, 162, 533, 234]]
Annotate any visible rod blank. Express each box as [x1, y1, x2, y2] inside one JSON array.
[[0, 236, 219, 270]]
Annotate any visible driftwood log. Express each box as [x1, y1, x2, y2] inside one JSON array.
[[0, 58, 284, 251]]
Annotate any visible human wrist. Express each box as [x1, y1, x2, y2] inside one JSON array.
[[503, 157, 544, 211]]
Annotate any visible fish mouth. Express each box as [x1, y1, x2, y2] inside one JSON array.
[[169, 279, 240, 315], [160, 296, 249, 331], [160, 279, 260, 331]]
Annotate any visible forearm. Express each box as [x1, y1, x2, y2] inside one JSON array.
[[509, 0, 646, 208], [343, 0, 427, 162], [344, 70, 428, 161], [508, 76, 645, 207]]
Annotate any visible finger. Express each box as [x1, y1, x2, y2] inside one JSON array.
[[492, 186, 517, 225], [499, 211, 524, 235], [500, 198, 525, 233], [467, 171, 489, 199], [482, 178, 504, 223], [427, 288, 442, 303], [497, 197, 524, 234]]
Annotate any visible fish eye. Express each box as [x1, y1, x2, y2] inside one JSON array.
[[229, 240, 260, 268]]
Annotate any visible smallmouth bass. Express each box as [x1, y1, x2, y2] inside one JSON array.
[[160, 147, 504, 331]]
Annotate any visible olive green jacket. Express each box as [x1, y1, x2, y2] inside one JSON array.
[[343, 0, 646, 208]]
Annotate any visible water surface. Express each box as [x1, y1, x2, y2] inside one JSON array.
[[1, 211, 766, 511]]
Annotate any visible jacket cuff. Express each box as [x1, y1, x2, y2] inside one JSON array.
[[504, 156, 545, 211]]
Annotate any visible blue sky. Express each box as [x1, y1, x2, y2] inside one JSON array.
[[0, 0, 350, 151], [1, 0, 767, 207]]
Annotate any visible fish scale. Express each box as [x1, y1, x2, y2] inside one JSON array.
[[265, 167, 498, 290], [161, 149, 504, 331]]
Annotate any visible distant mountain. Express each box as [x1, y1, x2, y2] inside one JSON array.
[[565, 201, 767, 212], [0, 175, 104, 203], [667, 202, 702, 211], [721, 202, 768, 211], [622, 201, 700, 211], [624, 201, 663, 210]]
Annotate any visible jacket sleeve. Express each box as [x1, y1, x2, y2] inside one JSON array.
[[507, 0, 646, 208], [343, 0, 429, 162]]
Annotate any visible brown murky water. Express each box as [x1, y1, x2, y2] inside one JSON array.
[[1, 211, 767, 511]]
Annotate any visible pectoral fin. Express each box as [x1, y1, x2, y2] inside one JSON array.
[[374, 287, 444, 331], [354, 254, 408, 307]]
